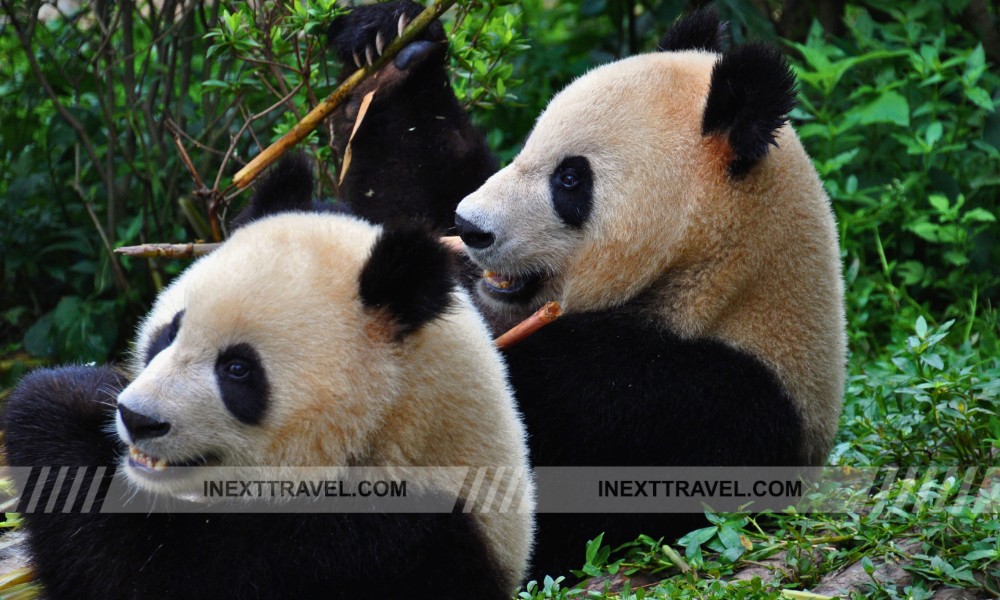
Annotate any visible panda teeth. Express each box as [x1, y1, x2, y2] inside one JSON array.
[[483, 270, 513, 290], [129, 446, 168, 471]]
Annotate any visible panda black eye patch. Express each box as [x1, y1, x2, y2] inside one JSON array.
[[215, 343, 269, 425], [550, 155, 593, 228], [144, 310, 185, 365]]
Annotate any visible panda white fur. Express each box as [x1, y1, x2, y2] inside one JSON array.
[[5, 201, 535, 598], [454, 9, 845, 576]]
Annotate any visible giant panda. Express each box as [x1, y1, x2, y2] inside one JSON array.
[[451, 8, 846, 578], [5, 167, 535, 598]]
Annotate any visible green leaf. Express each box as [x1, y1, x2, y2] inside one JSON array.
[[962, 208, 996, 223], [853, 91, 910, 126], [718, 526, 743, 550], [924, 122, 942, 147], [720, 546, 743, 563], [53, 296, 83, 330], [928, 194, 949, 213], [861, 556, 875, 575], [908, 221, 939, 242], [921, 353, 944, 370], [584, 533, 604, 564], [915, 316, 928, 339], [950, 568, 980, 585], [23, 313, 55, 358], [898, 261, 926, 286], [680, 526, 717, 548], [964, 44, 986, 84], [943, 251, 969, 266], [965, 87, 995, 112]]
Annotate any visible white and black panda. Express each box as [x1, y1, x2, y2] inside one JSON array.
[[5, 171, 535, 598], [453, 9, 845, 577]]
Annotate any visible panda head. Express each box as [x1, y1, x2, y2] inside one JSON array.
[[115, 213, 456, 495], [455, 9, 798, 320]]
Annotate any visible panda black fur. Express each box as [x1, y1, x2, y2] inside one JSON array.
[[449, 7, 846, 577], [5, 200, 535, 598]]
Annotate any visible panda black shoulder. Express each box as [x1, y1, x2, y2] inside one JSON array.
[[502, 309, 805, 467], [501, 309, 805, 578]]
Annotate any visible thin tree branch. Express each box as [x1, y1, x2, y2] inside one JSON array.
[[1, 1, 113, 198]]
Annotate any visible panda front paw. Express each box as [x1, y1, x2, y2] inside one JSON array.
[[328, 0, 446, 76], [5, 366, 127, 468]]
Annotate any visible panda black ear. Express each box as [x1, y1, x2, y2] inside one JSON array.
[[702, 43, 797, 178], [359, 224, 454, 338], [658, 7, 727, 53], [231, 153, 315, 230]]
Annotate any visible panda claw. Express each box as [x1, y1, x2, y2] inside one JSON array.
[[365, 45, 375, 66], [398, 13, 409, 38], [353, 51, 363, 69], [376, 31, 385, 55]]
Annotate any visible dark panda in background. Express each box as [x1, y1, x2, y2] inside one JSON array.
[[270, 1, 844, 580], [5, 162, 535, 598], [235, 0, 496, 232]]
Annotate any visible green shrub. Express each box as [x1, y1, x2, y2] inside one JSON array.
[[835, 317, 1000, 467], [788, 0, 1000, 355]]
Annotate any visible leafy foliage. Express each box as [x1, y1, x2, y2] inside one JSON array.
[[1, 0, 999, 597], [788, 0, 1000, 354]]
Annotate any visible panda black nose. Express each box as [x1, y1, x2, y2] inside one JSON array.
[[118, 405, 171, 441], [455, 215, 494, 249]]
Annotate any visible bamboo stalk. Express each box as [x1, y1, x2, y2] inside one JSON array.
[[116, 235, 464, 260], [494, 302, 562, 350], [231, 0, 458, 190], [114, 243, 221, 259]]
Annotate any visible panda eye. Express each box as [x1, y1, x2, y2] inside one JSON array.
[[221, 360, 251, 380], [550, 155, 593, 228], [557, 169, 580, 190]]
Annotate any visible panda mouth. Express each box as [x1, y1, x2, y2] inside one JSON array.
[[480, 270, 544, 303], [127, 445, 216, 474]]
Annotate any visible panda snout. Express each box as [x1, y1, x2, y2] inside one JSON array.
[[118, 405, 171, 441], [455, 214, 494, 250]]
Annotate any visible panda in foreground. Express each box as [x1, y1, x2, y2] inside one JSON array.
[[451, 9, 847, 576], [5, 202, 535, 598]]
